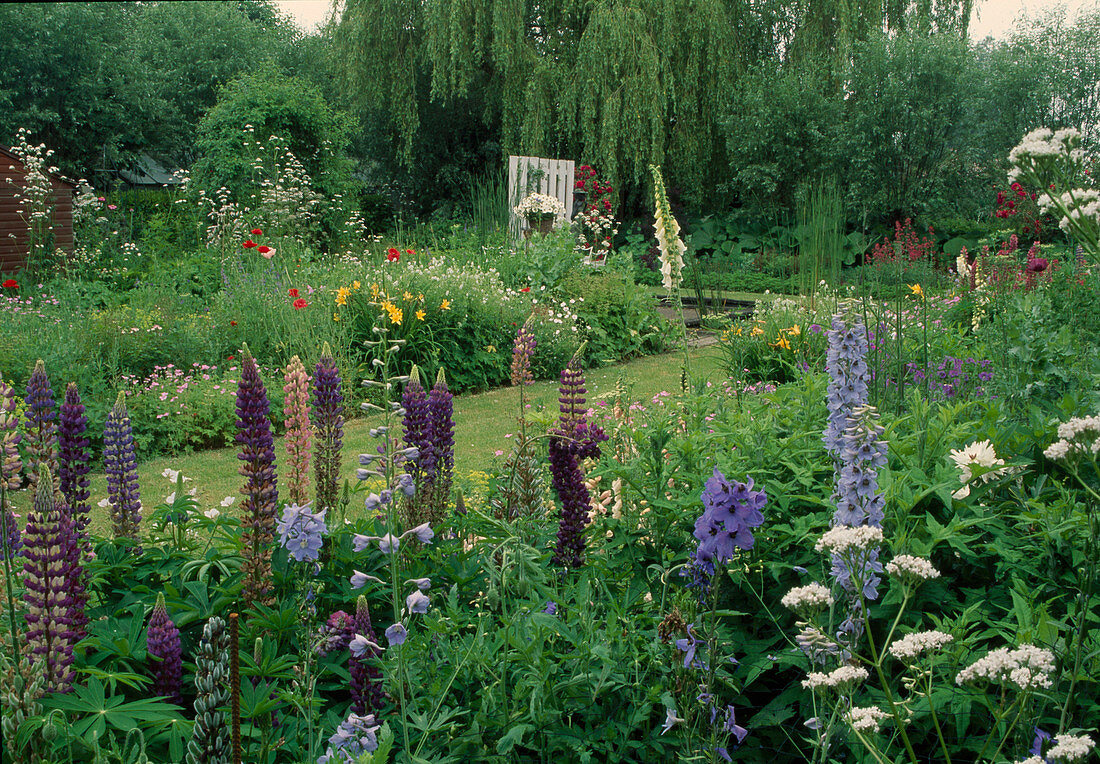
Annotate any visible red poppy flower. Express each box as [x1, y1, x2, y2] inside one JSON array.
[[520, 287, 530, 292], [230, 320, 237, 326], [387, 248, 400, 262], [257, 245, 272, 255], [1, 279, 17, 289], [243, 240, 257, 248], [251, 228, 263, 236], [288, 288, 300, 298], [293, 298, 308, 310], [228, 355, 235, 361], [405, 249, 415, 255]]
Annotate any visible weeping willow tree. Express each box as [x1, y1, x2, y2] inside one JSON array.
[[335, 0, 974, 212], [336, 0, 746, 209]]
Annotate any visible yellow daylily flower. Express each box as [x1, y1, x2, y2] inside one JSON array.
[[370, 283, 380, 299], [750, 326, 765, 337], [440, 299, 452, 311], [382, 301, 403, 325], [415, 309, 426, 321], [403, 291, 415, 302], [909, 283, 923, 297], [335, 286, 351, 306], [771, 335, 791, 350], [786, 325, 801, 337], [352, 280, 361, 291]]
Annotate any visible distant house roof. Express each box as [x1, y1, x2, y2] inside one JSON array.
[[118, 154, 183, 187]]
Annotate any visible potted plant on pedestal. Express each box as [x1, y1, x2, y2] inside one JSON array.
[[514, 193, 566, 239]]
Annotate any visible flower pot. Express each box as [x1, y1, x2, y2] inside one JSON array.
[[526, 214, 555, 238]]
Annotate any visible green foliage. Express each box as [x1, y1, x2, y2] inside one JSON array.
[[0, 1, 296, 182], [191, 70, 354, 206]]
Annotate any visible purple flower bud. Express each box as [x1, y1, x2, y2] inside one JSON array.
[[147, 593, 183, 707]]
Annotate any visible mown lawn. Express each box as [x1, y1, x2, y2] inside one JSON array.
[[54, 345, 723, 534]]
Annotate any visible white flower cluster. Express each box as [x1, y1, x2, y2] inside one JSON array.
[[1038, 188, 1100, 233], [1046, 734, 1096, 762], [802, 664, 869, 691], [1016, 757, 1045, 764], [888, 630, 954, 661], [1044, 414, 1100, 461], [885, 554, 941, 583], [514, 193, 565, 219], [781, 583, 834, 613], [949, 440, 1007, 499], [1008, 127, 1083, 178], [846, 705, 889, 733], [814, 525, 884, 554], [956, 643, 1055, 690]]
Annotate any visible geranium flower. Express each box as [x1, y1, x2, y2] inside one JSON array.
[[251, 228, 263, 235], [243, 240, 257, 248], [257, 245, 273, 258], [386, 248, 400, 262], [293, 298, 308, 310], [1, 279, 17, 289], [289, 288, 300, 298]]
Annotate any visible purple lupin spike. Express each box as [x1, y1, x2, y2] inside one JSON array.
[[147, 593, 184, 707], [23, 360, 58, 492], [0, 373, 22, 557], [312, 343, 344, 513], [427, 368, 454, 521], [22, 466, 78, 693], [401, 366, 432, 524], [104, 392, 142, 543], [549, 350, 606, 570], [350, 595, 385, 715], [236, 346, 278, 608]]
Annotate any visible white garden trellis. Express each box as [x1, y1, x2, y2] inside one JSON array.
[[507, 155, 575, 239]]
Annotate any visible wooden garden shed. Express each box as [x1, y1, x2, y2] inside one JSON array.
[[0, 145, 76, 273]]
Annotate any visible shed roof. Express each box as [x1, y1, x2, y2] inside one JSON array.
[[0, 145, 77, 188]]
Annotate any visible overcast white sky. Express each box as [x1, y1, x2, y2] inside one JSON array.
[[275, 0, 1097, 38]]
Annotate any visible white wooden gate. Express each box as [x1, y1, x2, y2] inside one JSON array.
[[507, 155, 575, 238]]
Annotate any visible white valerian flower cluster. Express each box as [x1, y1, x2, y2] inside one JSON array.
[[781, 583, 834, 614], [1045, 734, 1096, 762], [513, 193, 566, 219], [1044, 414, 1100, 461], [802, 664, 869, 691], [846, 706, 889, 733], [649, 166, 686, 291], [888, 630, 954, 661], [1038, 188, 1100, 233], [956, 643, 1055, 690], [885, 554, 941, 583], [949, 440, 1008, 499], [1007, 127, 1084, 181], [814, 525, 884, 554]]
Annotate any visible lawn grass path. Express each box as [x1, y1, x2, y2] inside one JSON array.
[[25, 346, 722, 534]]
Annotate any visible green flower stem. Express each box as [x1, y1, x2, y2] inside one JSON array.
[[848, 723, 890, 764], [858, 593, 920, 764], [926, 663, 952, 764]]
